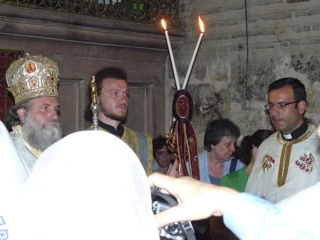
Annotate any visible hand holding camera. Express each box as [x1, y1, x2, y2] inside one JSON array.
[[151, 188, 195, 240]]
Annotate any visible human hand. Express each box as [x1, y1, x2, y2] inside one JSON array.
[[167, 159, 183, 177], [148, 173, 239, 227]]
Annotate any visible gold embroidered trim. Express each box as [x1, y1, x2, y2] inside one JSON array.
[[277, 142, 292, 186], [277, 124, 315, 144], [276, 124, 316, 187]]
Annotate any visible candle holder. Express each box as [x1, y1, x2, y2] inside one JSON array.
[[161, 17, 205, 180]]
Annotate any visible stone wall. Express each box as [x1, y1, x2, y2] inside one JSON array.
[[173, 0, 320, 150]]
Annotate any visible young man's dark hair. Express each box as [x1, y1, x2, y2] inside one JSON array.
[[94, 67, 128, 96], [152, 136, 168, 158], [237, 129, 274, 165], [268, 77, 307, 105]]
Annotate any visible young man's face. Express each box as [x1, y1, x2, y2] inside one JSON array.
[[155, 145, 171, 168], [99, 78, 129, 122], [268, 85, 306, 134]]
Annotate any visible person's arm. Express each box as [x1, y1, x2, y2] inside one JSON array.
[[223, 192, 318, 239], [148, 173, 317, 240], [148, 173, 238, 226]]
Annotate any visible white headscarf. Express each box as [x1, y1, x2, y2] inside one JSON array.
[[11, 130, 159, 240]]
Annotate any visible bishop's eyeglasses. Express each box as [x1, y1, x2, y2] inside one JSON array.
[[264, 100, 299, 110]]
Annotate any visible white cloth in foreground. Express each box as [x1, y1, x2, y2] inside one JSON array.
[[10, 130, 159, 240], [0, 121, 29, 239], [224, 182, 320, 239], [0, 121, 29, 193]]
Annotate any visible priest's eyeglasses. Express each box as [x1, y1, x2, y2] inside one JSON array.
[[264, 100, 299, 110]]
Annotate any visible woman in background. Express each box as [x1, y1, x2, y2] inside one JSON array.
[[198, 118, 245, 185], [219, 129, 274, 192]]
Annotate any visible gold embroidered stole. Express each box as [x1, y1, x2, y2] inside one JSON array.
[[96, 125, 153, 175], [277, 124, 315, 186], [122, 127, 140, 157], [122, 127, 153, 175]]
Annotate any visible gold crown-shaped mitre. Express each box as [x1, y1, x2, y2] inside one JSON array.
[[5, 54, 59, 104]]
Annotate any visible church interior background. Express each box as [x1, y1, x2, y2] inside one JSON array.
[[1, 0, 320, 149]]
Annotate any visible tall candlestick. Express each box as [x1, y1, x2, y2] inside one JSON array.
[[90, 76, 100, 130], [161, 19, 180, 90], [182, 17, 205, 90]]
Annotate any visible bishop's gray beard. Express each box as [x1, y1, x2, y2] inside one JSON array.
[[22, 114, 62, 152]]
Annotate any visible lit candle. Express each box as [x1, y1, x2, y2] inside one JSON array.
[[161, 19, 180, 90], [182, 17, 205, 90]]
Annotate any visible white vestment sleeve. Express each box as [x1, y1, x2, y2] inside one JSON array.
[[223, 192, 319, 240], [0, 121, 29, 238], [0, 121, 29, 194]]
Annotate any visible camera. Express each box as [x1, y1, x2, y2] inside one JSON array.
[[151, 188, 195, 240]]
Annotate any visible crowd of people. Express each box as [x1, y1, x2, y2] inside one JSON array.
[[2, 53, 320, 239]]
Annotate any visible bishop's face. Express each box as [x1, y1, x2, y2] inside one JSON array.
[[98, 78, 129, 122], [18, 97, 62, 151]]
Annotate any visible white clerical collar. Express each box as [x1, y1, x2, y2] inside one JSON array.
[[281, 121, 308, 141], [282, 133, 292, 140]]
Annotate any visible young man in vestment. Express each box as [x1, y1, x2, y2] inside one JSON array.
[[88, 67, 153, 175], [246, 77, 320, 203]]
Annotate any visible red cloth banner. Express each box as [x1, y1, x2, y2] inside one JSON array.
[[172, 90, 199, 180]]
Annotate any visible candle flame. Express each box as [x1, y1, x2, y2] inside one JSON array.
[[199, 17, 205, 33], [161, 19, 167, 31]]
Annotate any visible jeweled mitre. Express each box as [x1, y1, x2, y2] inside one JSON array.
[[5, 54, 59, 104]]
